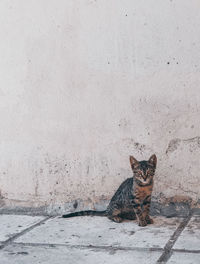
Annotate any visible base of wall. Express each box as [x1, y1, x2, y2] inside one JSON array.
[[0, 195, 199, 217]]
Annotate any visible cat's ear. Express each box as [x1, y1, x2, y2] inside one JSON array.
[[148, 154, 157, 168], [129, 156, 139, 169]]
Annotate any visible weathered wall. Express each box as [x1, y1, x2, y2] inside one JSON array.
[[0, 0, 200, 214]]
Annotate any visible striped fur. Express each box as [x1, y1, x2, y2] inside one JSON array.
[[62, 154, 157, 227]]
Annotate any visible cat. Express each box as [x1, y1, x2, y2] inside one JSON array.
[[62, 154, 157, 227]]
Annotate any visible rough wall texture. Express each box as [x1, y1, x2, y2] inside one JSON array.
[[0, 0, 200, 215]]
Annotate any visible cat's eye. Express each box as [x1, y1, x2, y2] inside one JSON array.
[[147, 170, 154, 176], [137, 172, 143, 177]]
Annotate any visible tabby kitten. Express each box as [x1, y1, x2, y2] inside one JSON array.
[[62, 154, 157, 227]]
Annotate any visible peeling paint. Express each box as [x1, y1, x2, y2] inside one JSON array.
[[166, 137, 200, 154], [166, 139, 181, 154]]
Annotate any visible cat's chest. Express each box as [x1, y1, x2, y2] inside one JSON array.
[[134, 186, 153, 201]]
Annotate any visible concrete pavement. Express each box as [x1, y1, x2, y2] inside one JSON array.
[[0, 213, 199, 263]]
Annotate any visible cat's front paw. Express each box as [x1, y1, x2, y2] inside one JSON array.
[[138, 219, 147, 227], [145, 216, 154, 224]]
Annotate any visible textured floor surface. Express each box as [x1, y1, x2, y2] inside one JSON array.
[[0, 213, 199, 263]]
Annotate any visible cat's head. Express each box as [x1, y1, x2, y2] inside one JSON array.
[[129, 154, 157, 186]]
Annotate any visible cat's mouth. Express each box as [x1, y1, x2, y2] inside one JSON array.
[[140, 180, 150, 184]]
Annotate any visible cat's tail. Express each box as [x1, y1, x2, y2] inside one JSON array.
[[62, 210, 107, 218]]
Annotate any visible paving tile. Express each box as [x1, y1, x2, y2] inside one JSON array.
[[168, 252, 200, 264], [15, 216, 181, 249], [0, 215, 45, 242], [173, 216, 200, 250], [1, 244, 161, 264]]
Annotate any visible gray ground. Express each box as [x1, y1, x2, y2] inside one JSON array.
[[0, 213, 199, 263]]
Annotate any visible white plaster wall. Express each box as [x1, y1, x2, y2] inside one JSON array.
[[0, 0, 200, 210]]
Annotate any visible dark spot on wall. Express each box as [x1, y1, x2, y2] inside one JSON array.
[[134, 142, 146, 152], [73, 200, 78, 209], [167, 62, 170, 65], [87, 165, 90, 174], [176, 62, 178, 64]]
